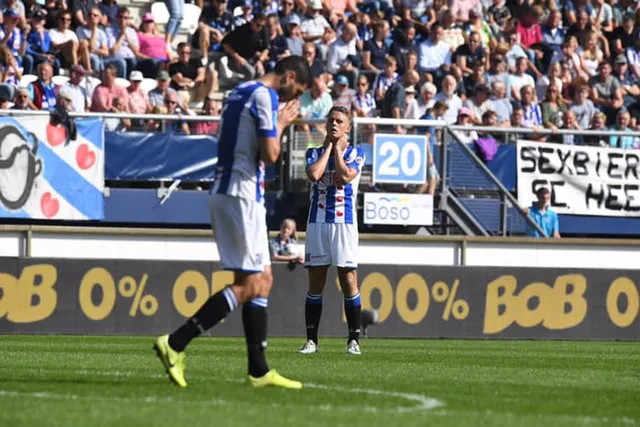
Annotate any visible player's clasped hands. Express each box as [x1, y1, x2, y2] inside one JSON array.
[[278, 100, 301, 128]]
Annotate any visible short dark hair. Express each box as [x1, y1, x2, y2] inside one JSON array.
[[274, 55, 312, 88], [327, 105, 351, 121], [104, 63, 118, 74], [177, 41, 189, 51]]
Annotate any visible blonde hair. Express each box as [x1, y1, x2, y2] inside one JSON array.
[[281, 218, 297, 240]]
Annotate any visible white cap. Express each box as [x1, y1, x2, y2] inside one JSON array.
[[309, 0, 323, 9], [130, 70, 144, 81]]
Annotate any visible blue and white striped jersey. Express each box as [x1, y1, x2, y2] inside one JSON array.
[[306, 145, 365, 224], [212, 81, 278, 204]]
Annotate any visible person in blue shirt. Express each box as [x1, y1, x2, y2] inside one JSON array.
[[524, 187, 561, 238], [25, 11, 60, 74]]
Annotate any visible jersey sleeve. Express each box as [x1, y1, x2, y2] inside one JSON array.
[[344, 146, 365, 174], [305, 148, 320, 169], [251, 87, 279, 138]]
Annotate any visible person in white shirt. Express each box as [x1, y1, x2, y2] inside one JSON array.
[[325, 22, 356, 76], [49, 10, 79, 68], [418, 23, 452, 82], [434, 74, 462, 124], [60, 64, 90, 112], [300, 0, 332, 61], [507, 57, 535, 101]]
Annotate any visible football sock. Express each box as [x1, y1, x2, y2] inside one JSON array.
[[305, 293, 323, 345], [344, 292, 361, 343], [168, 286, 237, 352], [243, 298, 270, 378]]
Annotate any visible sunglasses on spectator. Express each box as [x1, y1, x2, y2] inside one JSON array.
[[357, 82, 367, 86], [165, 100, 177, 105], [90, 13, 100, 17]]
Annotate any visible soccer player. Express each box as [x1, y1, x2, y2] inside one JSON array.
[[299, 106, 365, 355], [154, 56, 312, 388]]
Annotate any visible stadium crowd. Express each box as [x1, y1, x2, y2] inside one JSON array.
[[0, 0, 638, 146]]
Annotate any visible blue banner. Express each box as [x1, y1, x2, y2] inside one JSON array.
[[372, 134, 427, 184], [0, 117, 104, 220], [105, 132, 218, 181]]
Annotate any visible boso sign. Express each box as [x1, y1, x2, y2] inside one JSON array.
[[364, 193, 434, 226]]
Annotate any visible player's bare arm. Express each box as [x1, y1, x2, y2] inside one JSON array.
[[332, 139, 358, 185], [259, 100, 300, 164], [306, 140, 333, 181]]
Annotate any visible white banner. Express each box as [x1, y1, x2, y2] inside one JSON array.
[[516, 140, 640, 217], [363, 193, 433, 225]]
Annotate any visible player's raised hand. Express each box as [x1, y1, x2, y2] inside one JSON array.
[[278, 100, 300, 128]]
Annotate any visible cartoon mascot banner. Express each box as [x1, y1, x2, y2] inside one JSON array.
[[0, 116, 104, 220]]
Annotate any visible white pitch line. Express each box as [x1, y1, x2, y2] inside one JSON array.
[[304, 382, 444, 413]]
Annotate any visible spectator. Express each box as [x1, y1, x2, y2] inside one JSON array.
[[269, 218, 303, 264], [541, 82, 566, 131], [278, 0, 299, 35], [330, 73, 355, 111], [76, 7, 108, 74], [0, 85, 9, 108], [464, 83, 491, 124], [441, 10, 465, 52], [487, 0, 510, 37], [169, 41, 206, 104], [485, 54, 508, 87], [0, 44, 19, 85], [609, 109, 638, 149], [221, 12, 269, 79], [417, 100, 447, 195], [191, 94, 220, 135], [553, 110, 582, 145], [0, 0, 25, 20], [610, 12, 636, 57], [98, 0, 118, 27], [104, 95, 131, 131], [325, 21, 357, 78], [136, 13, 170, 78], [71, 0, 93, 28], [90, 63, 129, 112], [285, 15, 303, 56], [557, 36, 585, 79], [61, 64, 89, 112], [56, 85, 74, 111], [570, 84, 597, 130], [415, 81, 436, 118], [592, 0, 614, 34], [25, 10, 58, 74], [566, 9, 592, 48], [301, 41, 324, 79], [49, 10, 78, 68], [503, 31, 528, 72], [388, 22, 417, 75], [590, 61, 623, 125], [627, 38, 640, 80], [613, 0, 636, 26], [105, 7, 139, 78], [127, 70, 151, 128], [418, 23, 452, 84], [453, 30, 486, 76], [404, 84, 419, 119], [146, 105, 167, 132], [44, 0, 64, 30], [451, 107, 478, 144], [464, 10, 494, 51], [462, 59, 487, 96], [612, 54, 638, 123], [164, 0, 184, 51], [362, 19, 389, 74], [11, 86, 30, 109], [0, 9, 26, 72], [353, 73, 376, 143], [583, 111, 608, 146], [300, 75, 333, 120], [27, 61, 57, 110], [489, 80, 511, 124], [434, 74, 463, 124], [541, 9, 565, 62], [324, 0, 357, 28], [519, 84, 542, 127], [196, 0, 233, 66], [149, 69, 183, 108], [300, 0, 332, 61], [579, 31, 606, 78], [381, 70, 420, 134], [524, 187, 560, 239], [373, 55, 397, 102], [265, 13, 289, 71], [234, 0, 253, 27], [255, 0, 279, 20], [507, 56, 535, 101], [164, 89, 190, 134], [535, 60, 562, 102]]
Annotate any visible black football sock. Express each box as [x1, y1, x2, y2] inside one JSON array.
[[168, 286, 238, 352], [243, 298, 270, 378], [344, 292, 361, 344], [305, 293, 323, 345]]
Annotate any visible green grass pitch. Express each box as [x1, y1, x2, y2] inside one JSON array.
[[0, 336, 638, 427]]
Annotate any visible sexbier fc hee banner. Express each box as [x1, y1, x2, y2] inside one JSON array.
[[0, 116, 104, 220], [516, 140, 640, 217]]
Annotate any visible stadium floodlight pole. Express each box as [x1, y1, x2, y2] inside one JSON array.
[[446, 129, 549, 238]]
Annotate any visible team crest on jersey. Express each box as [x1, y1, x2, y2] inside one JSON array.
[[356, 156, 363, 165]]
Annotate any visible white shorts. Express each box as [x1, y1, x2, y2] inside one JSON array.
[[209, 194, 271, 273], [304, 223, 358, 269]]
